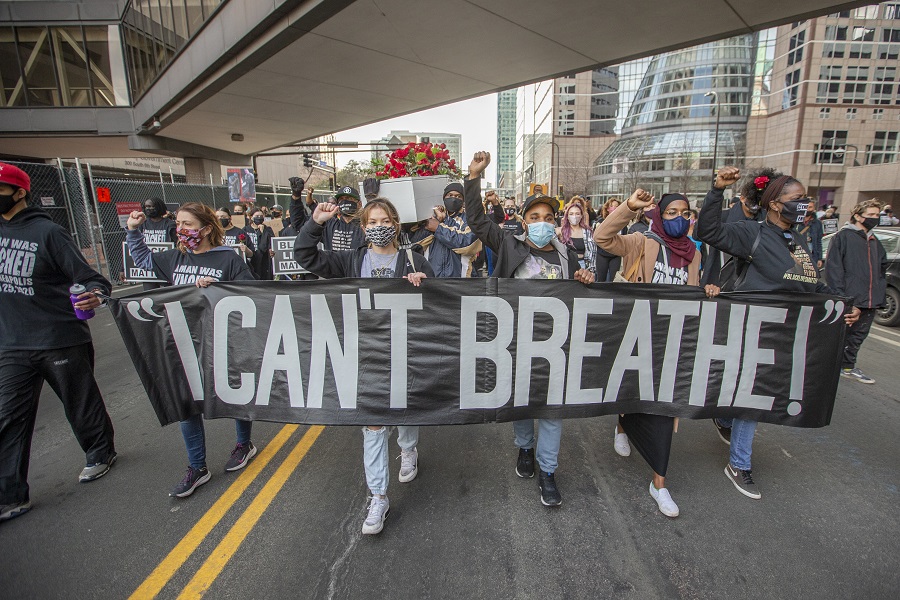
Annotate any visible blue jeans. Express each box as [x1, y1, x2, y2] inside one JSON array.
[[180, 415, 252, 470], [718, 417, 757, 471], [362, 426, 419, 495], [513, 419, 562, 474]]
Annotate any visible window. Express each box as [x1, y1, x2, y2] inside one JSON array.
[[843, 66, 868, 103], [884, 29, 900, 43], [815, 130, 848, 164], [873, 108, 884, 120], [819, 107, 831, 119], [846, 107, 857, 120], [783, 69, 800, 109], [817, 66, 842, 103], [853, 27, 875, 41], [852, 6, 878, 19], [872, 67, 896, 104], [866, 132, 899, 165], [825, 25, 848, 40], [885, 4, 900, 19], [788, 31, 805, 65]]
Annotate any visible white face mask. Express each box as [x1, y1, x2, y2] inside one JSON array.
[[567, 214, 582, 226]]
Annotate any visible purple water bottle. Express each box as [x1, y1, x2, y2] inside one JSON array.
[[69, 284, 95, 320]]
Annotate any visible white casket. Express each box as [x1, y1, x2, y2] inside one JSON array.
[[361, 175, 452, 223]]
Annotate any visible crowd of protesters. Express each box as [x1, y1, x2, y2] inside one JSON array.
[[0, 150, 889, 534]]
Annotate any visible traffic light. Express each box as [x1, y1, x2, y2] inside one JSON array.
[[302, 153, 312, 168]]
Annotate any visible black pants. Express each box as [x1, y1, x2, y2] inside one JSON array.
[[0, 343, 115, 504], [842, 307, 876, 369], [596, 254, 622, 282]]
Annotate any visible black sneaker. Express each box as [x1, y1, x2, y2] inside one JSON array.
[[538, 471, 562, 507], [170, 466, 211, 498], [713, 420, 731, 446], [224, 441, 257, 472], [0, 501, 32, 523], [724, 464, 761, 499], [516, 448, 535, 478]]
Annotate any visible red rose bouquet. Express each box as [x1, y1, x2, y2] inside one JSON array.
[[372, 142, 461, 179]]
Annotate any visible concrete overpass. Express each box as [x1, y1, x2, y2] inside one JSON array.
[[0, 0, 874, 164]]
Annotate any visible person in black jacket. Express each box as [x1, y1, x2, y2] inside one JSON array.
[[127, 202, 259, 498], [0, 163, 116, 522], [295, 196, 433, 536], [464, 151, 594, 508], [697, 166, 859, 502], [245, 208, 275, 280], [825, 199, 888, 385]]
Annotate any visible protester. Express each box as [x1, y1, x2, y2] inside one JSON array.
[[595, 189, 710, 518], [294, 197, 433, 535], [697, 166, 859, 501], [556, 201, 597, 274], [700, 167, 774, 289], [126, 203, 259, 497], [628, 207, 651, 234], [134, 196, 177, 290], [464, 151, 595, 507], [419, 182, 480, 277], [594, 198, 626, 281], [0, 163, 117, 522], [245, 208, 275, 280], [500, 197, 524, 236], [287, 177, 314, 231], [799, 201, 824, 269], [826, 199, 888, 385], [216, 207, 255, 266], [315, 186, 366, 252]]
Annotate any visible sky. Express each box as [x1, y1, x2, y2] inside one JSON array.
[[330, 93, 499, 184]]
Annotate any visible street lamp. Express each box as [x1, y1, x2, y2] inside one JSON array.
[[816, 134, 838, 203], [704, 91, 721, 182]]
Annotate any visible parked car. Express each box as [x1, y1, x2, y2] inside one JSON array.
[[821, 226, 900, 327]]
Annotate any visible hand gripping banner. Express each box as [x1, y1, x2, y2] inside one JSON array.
[[109, 279, 848, 428]]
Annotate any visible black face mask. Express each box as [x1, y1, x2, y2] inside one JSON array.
[[444, 196, 463, 215], [742, 199, 761, 216], [338, 200, 358, 216], [219, 218, 231, 228], [143, 206, 161, 218], [860, 216, 880, 231], [252, 215, 265, 225], [780, 200, 809, 224], [0, 193, 20, 215], [505, 207, 516, 216]]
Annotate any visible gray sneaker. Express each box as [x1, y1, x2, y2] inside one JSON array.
[[79, 452, 117, 482], [362, 496, 390, 535], [398, 448, 418, 483], [0, 501, 32, 522], [840, 367, 875, 384], [725, 463, 761, 499]]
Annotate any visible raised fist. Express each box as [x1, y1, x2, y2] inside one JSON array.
[[127, 210, 146, 230], [714, 166, 740, 190], [313, 201, 340, 225], [626, 189, 655, 211], [468, 151, 491, 179], [289, 176, 305, 196]]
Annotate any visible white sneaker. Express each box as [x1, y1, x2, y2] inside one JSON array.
[[649, 482, 679, 518], [362, 496, 390, 535], [399, 447, 418, 483], [614, 428, 631, 457]]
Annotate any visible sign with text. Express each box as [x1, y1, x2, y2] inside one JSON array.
[[121, 241, 173, 282], [822, 218, 839, 235], [271, 236, 308, 276], [110, 280, 848, 428], [117, 202, 143, 229]]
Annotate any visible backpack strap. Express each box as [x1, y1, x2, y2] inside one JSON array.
[[733, 223, 763, 289]]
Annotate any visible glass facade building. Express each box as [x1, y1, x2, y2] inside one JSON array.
[[0, 0, 224, 108], [588, 35, 756, 205], [496, 89, 517, 187]]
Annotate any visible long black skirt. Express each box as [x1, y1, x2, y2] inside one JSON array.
[[619, 413, 674, 477]]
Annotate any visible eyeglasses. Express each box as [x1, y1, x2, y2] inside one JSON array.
[[662, 209, 692, 218]]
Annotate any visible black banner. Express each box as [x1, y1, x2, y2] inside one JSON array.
[[109, 280, 848, 428]]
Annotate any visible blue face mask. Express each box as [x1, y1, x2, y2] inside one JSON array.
[[526, 221, 556, 247], [662, 216, 690, 238]]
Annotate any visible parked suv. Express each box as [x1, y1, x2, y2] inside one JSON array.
[[822, 227, 900, 327]]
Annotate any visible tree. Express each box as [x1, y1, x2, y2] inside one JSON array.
[[336, 160, 374, 188]]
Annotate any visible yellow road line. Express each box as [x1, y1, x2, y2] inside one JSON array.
[[177, 425, 325, 599], [129, 424, 300, 600]]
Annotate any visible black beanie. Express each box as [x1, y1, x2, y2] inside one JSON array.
[[443, 182, 464, 198]]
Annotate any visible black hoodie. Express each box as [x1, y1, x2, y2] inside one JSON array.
[[0, 207, 111, 350]]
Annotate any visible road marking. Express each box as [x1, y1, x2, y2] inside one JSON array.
[[177, 425, 325, 599], [129, 424, 299, 600], [869, 333, 900, 348], [873, 325, 900, 339]]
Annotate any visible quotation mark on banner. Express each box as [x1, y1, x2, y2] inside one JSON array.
[[127, 298, 165, 322], [818, 299, 845, 324]]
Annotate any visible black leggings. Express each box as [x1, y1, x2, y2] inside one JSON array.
[[596, 254, 622, 282]]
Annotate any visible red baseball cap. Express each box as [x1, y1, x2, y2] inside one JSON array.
[[0, 163, 31, 192]]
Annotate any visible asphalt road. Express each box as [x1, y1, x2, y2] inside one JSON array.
[[1, 307, 898, 600]]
